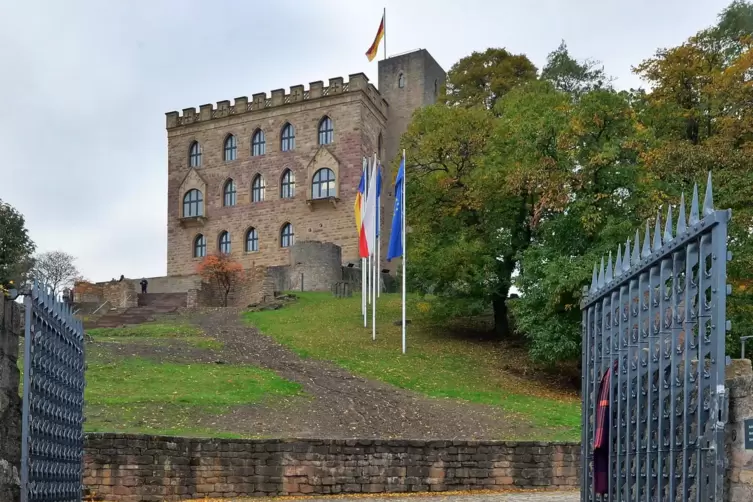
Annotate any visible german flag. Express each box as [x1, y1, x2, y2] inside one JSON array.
[[365, 13, 384, 62]]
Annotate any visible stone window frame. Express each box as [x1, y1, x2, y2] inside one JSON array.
[[223, 179, 237, 207], [311, 168, 336, 199], [223, 134, 237, 162], [251, 174, 266, 202], [318, 116, 334, 145], [398, 73, 406, 88], [251, 129, 266, 156], [280, 222, 294, 248], [193, 234, 207, 258], [183, 189, 204, 217], [218, 230, 231, 254], [281, 122, 295, 152], [189, 141, 202, 167], [245, 227, 259, 253], [280, 168, 295, 199]]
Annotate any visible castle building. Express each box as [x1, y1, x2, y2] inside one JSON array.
[[165, 49, 445, 276]]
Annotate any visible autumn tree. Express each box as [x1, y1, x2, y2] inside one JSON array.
[[443, 48, 538, 110], [197, 253, 244, 307], [633, 0, 753, 356], [31, 250, 81, 296], [0, 199, 35, 292]]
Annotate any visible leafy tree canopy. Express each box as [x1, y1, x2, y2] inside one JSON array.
[[0, 200, 35, 291]]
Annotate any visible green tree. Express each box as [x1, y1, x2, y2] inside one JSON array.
[[0, 200, 35, 291], [443, 48, 538, 110], [501, 83, 643, 363], [541, 40, 611, 98]]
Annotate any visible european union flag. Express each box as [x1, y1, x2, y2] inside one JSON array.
[[387, 156, 404, 261]]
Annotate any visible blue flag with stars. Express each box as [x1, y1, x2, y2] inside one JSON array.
[[387, 156, 404, 261]]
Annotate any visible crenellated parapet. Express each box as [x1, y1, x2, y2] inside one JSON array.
[[166, 73, 388, 129]]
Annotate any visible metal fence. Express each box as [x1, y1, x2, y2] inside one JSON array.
[[580, 174, 730, 502], [21, 281, 86, 502]]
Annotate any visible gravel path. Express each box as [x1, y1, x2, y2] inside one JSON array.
[[187, 308, 534, 440]]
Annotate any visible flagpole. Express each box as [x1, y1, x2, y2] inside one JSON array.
[[372, 156, 378, 342], [383, 7, 386, 60], [362, 158, 368, 325], [376, 156, 381, 299], [401, 149, 407, 354], [367, 157, 372, 307]]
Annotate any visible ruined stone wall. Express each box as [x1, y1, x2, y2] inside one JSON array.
[[83, 435, 580, 501], [0, 299, 21, 502], [289, 241, 342, 291]]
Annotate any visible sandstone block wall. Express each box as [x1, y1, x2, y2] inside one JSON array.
[[0, 299, 21, 502], [83, 435, 580, 501], [726, 359, 753, 502]]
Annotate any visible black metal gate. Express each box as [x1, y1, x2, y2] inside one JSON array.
[[21, 282, 86, 502], [581, 174, 730, 502]]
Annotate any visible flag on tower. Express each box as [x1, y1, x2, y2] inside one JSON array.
[[365, 13, 385, 62]]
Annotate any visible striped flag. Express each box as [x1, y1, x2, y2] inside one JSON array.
[[365, 13, 385, 62], [354, 170, 365, 235]]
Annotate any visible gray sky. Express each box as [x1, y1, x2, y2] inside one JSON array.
[[0, 0, 733, 282]]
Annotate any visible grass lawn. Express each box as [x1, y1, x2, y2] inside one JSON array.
[[20, 321, 303, 438], [84, 357, 302, 437], [244, 292, 581, 441], [87, 321, 224, 350]]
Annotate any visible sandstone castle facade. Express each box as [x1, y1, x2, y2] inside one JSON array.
[[165, 50, 446, 276]]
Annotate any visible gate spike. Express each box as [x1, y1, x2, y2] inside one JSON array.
[[677, 192, 688, 234], [664, 205, 674, 242], [615, 246, 623, 277], [590, 263, 598, 293], [703, 171, 714, 216], [642, 220, 651, 258], [606, 252, 613, 283], [652, 210, 663, 251], [690, 183, 700, 225], [623, 239, 631, 272], [598, 256, 605, 289], [632, 230, 641, 266]]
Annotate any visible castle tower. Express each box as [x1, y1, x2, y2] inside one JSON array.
[[378, 50, 446, 272]]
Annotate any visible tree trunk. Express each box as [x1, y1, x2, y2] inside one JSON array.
[[492, 296, 511, 339], [223, 288, 229, 307]]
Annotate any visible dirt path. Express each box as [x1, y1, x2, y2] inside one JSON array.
[[186, 309, 533, 440]]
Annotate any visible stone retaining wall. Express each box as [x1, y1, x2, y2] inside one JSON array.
[[83, 435, 580, 501]]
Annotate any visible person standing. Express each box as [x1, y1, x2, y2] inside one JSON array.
[[140, 278, 148, 294]]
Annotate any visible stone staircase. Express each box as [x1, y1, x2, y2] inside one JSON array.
[[85, 293, 187, 329]]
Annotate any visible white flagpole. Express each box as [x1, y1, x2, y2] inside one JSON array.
[[366, 157, 372, 307], [362, 158, 367, 325], [372, 157, 378, 341], [376, 156, 381, 299], [401, 149, 407, 354]]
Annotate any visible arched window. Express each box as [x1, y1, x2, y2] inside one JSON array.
[[183, 189, 204, 217], [280, 169, 295, 199], [318, 116, 333, 145], [189, 141, 202, 167], [280, 223, 294, 248], [193, 234, 207, 258], [311, 168, 336, 199], [218, 231, 231, 254], [245, 228, 259, 252], [281, 123, 295, 152], [223, 179, 236, 207], [251, 174, 265, 202], [398, 73, 405, 88], [224, 135, 237, 161], [251, 129, 266, 156]]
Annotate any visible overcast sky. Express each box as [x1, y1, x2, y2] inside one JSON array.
[[0, 0, 733, 282]]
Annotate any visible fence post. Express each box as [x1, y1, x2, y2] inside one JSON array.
[[0, 297, 22, 502]]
